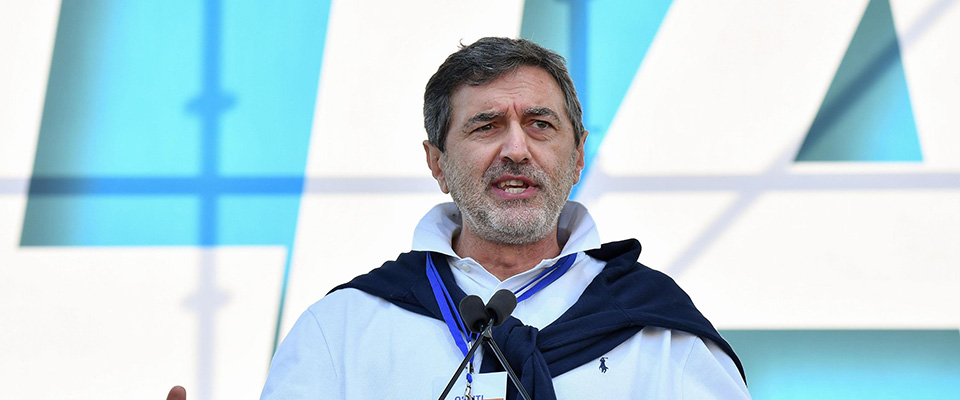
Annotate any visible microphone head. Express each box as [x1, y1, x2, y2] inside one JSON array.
[[458, 295, 488, 333], [485, 289, 517, 327]]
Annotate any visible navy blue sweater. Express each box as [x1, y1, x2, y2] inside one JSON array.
[[334, 239, 745, 400]]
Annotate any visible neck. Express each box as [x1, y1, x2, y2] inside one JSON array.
[[453, 226, 562, 281]]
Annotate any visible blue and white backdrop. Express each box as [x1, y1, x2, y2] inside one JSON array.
[[2, 1, 958, 398]]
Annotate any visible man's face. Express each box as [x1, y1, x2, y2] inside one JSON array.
[[425, 65, 586, 245]]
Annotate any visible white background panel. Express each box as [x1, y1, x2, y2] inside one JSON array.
[[588, 192, 740, 273], [306, 0, 524, 178], [0, 247, 284, 400], [600, 0, 868, 175], [283, 193, 448, 336], [0, 197, 27, 248], [0, 0, 59, 178], [892, 0, 960, 170], [678, 190, 960, 329]]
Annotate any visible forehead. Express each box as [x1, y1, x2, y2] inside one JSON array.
[[448, 65, 567, 124]]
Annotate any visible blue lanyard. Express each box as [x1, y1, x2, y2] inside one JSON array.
[[425, 254, 476, 357], [425, 252, 578, 358], [514, 253, 577, 302]]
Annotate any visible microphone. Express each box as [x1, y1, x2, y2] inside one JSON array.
[[459, 290, 517, 334], [458, 295, 488, 334], [440, 290, 531, 400], [484, 289, 517, 328]]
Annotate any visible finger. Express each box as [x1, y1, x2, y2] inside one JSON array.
[[166, 385, 186, 400]]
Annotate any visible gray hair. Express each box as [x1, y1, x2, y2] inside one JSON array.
[[423, 37, 585, 152]]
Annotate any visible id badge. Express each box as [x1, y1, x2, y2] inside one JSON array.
[[442, 371, 507, 400]]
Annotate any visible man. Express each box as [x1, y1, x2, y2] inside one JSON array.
[[258, 37, 749, 399]]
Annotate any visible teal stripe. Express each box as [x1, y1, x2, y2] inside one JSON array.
[[23, 1, 331, 247], [796, 0, 922, 162], [723, 330, 960, 398]]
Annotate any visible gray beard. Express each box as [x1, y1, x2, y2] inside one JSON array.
[[459, 196, 561, 245], [444, 152, 579, 245]]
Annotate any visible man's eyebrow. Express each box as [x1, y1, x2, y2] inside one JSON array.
[[524, 107, 561, 123], [463, 111, 505, 129]]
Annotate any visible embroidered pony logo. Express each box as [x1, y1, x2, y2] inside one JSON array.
[[599, 357, 609, 373]]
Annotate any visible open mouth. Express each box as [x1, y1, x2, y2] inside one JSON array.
[[491, 175, 538, 197], [496, 179, 529, 194]]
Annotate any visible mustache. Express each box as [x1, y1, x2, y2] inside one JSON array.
[[482, 161, 546, 185]]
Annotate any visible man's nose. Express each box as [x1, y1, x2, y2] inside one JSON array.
[[499, 122, 531, 163]]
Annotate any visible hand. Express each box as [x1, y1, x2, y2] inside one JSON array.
[[166, 386, 186, 400]]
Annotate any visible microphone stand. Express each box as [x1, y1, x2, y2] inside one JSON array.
[[437, 318, 533, 400]]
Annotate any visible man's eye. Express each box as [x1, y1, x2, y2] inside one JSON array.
[[476, 124, 494, 132], [532, 121, 552, 129]]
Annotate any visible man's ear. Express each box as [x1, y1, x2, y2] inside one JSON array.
[[423, 140, 449, 193], [573, 130, 588, 184]]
